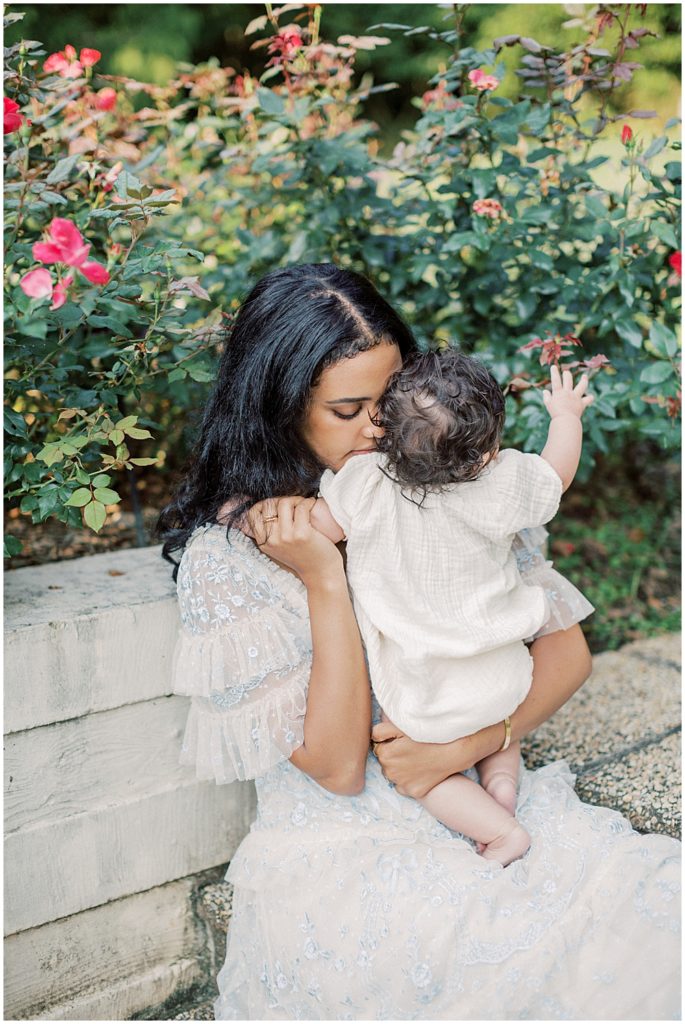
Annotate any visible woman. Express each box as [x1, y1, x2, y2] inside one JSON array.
[[159, 264, 680, 1020]]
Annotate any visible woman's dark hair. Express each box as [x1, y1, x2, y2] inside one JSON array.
[[376, 348, 506, 496], [157, 263, 417, 575]]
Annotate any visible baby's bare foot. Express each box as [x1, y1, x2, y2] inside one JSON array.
[[484, 773, 518, 816], [481, 822, 531, 867]]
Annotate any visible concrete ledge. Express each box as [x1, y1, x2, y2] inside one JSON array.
[[4, 545, 256, 1021]]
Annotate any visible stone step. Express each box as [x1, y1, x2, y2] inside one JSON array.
[[171, 998, 215, 1020], [522, 631, 681, 837]]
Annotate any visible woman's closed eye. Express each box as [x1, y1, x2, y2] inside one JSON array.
[[333, 407, 362, 420]]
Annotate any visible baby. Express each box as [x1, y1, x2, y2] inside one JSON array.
[[313, 349, 593, 866]]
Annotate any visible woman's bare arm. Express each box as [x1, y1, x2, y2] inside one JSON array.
[[248, 497, 370, 795], [290, 570, 371, 794], [372, 625, 592, 798]]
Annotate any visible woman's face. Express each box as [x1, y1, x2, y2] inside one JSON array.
[[301, 342, 403, 472]]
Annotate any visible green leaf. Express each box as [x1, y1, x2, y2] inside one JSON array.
[[115, 415, 138, 429], [4, 409, 28, 439], [46, 154, 79, 184], [640, 361, 673, 385], [124, 426, 153, 439], [525, 103, 551, 135], [515, 293, 537, 321], [168, 368, 187, 382], [163, 247, 205, 261], [87, 315, 133, 338], [20, 495, 39, 512], [187, 363, 214, 382], [4, 535, 23, 557], [36, 445, 64, 466], [109, 429, 125, 445], [650, 220, 678, 249], [75, 468, 91, 485], [65, 487, 92, 507], [642, 136, 668, 161], [257, 88, 285, 116], [585, 194, 608, 219], [17, 318, 48, 340], [614, 318, 643, 349], [93, 487, 121, 504], [91, 473, 111, 487], [129, 457, 158, 466], [649, 322, 679, 358], [529, 250, 554, 271], [51, 303, 85, 328], [84, 499, 107, 532]]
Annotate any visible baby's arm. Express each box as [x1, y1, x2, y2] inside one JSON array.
[[540, 365, 593, 492], [310, 497, 346, 544]]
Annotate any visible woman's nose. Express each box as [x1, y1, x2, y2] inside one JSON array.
[[361, 410, 384, 439]]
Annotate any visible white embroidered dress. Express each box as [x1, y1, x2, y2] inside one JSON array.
[[173, 524, 680, 1021]]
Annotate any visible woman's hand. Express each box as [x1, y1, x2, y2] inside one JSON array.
[[371, 720, 490, 799], [247, 496, 343, 588]]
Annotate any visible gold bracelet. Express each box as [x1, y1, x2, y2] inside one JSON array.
[[499, 716, 512, 752]]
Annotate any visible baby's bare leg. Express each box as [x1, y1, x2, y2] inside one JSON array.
[[420, 773, 530, 867], [379, 711, 529, 866], [476, 740, 522, 817]]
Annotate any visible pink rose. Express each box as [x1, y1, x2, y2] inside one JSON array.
[[31, 217, 111, 287], [50, 274, 74, 310], [20, 268, 54, 300], [93, 87, 117, 111], [472, 198, 503, 219], [79, 48, 101, 68], [468, 68, 499, 92]]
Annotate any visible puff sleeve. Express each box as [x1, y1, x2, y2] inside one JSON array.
[[457, 449, 563, 539], [172, 526, 312, 783], [319, 453, 383, 537]]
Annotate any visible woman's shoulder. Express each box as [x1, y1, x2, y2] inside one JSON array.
[[178, 522, 305, 604]]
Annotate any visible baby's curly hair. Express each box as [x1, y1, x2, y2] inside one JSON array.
[[376, 348, 506, 492]]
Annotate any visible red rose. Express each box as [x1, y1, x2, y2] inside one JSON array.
[[4, 97, 25, 134], [621, 124, 633, 145], [668, 251, 681, 278]]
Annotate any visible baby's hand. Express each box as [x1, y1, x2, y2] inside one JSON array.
[[310, 497, 346, 544], [542, 365, 594, 420]]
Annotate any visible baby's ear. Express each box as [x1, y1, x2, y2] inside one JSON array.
[[481, 446, 499, 467]]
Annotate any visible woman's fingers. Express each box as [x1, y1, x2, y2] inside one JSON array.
[[293, 497, 316, 537], [371, 720, 405, 744], [247, 496, 316, 547], [247, 499, 278, 546]]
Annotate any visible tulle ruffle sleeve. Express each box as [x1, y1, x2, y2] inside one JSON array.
[[513, 526, 595, 637], [172, 525, 312, 783]]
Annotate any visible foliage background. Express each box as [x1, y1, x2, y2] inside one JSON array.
[[4, 3, 681, 650]]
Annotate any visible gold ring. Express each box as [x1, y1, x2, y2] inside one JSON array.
[[263, 515, 278, 522]]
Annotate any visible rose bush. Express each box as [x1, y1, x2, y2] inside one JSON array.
[[4, 13, 222, 553], [4, 3, 681, 555]]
